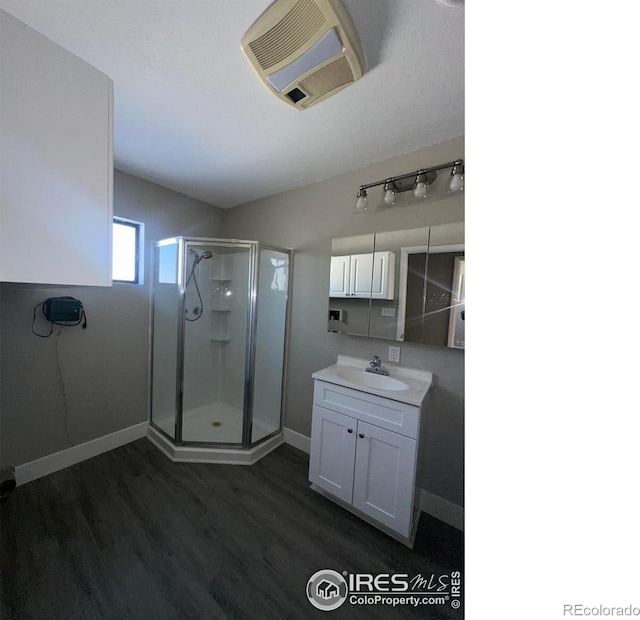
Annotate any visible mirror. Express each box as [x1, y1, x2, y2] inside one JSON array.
[[327, 233, 375, 337], [328, 222, 464, 349], [368, 227, 429, 341], [404, 221, 464, 348]]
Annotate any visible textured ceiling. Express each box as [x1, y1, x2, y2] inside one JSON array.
[[0, 0, 464, 209]]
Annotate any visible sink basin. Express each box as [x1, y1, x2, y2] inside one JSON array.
[[333, 367, 411, 391], [313, 356, 433, 406]]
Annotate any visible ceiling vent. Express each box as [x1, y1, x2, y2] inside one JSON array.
[[241, 0, 365, 110]]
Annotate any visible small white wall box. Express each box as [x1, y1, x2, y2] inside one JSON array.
[[328, 308, 344, 321], [241, 0, 365, 109]]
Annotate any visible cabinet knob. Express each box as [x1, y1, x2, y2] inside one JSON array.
[[358, 433, 365, 438], [347, 428, 353, 433]]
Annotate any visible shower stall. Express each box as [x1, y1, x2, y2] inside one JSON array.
[[147, 237, 291, 464]]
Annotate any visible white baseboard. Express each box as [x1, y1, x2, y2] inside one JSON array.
[[282, 427, 311, 453], [419, 490, 464, 531], [147, 425, 283, 465], [283, 428, 463, 531], [15, 422, 148, 486]]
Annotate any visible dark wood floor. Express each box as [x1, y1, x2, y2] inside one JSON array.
[[1, 439, 463, 619]]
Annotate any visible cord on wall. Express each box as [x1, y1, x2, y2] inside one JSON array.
[[31, 297, 87, 338], [30, 298, 84, 447], [55, 328, 75, 447]]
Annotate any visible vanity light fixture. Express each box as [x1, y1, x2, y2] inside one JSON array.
[[353, 159, 464, 212]]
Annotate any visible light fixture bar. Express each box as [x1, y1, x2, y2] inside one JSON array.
[[357, 159, 463, 193]]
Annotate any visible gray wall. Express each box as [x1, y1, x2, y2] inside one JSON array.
[[1, 138, 464, 509], [222, 136, 465, 507], [0, 170, 223, 466]]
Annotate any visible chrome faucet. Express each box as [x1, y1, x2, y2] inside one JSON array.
[[366, 355, 389, 376]]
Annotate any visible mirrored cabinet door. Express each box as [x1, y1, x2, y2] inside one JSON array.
[[421, 221, 464, 348], [327, 222, 464, 350], [327, 233, 374, 337], [369, 227, 429, 341]]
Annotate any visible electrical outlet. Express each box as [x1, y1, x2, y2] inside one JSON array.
[[388, 346, 400, 363]]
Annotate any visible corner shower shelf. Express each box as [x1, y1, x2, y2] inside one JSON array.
[[209, 309, 230, 342], [210, 277, 232, 341], [211, 279, 232, 312]]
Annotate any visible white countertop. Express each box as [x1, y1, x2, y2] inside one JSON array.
[[312, 355, 433, 406]]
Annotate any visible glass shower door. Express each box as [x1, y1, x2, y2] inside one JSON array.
[[181, 242, 252, 445], [251, 246, 289, 444], [151, 239, 181, 440]]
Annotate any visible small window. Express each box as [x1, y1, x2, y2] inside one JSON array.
[[113, 217, 144, 284]]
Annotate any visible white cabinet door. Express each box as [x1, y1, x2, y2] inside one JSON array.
[[309, 405, 356, 503], [329, 256, 351, 297], [350, 252, 395, 299], [370, 252, 395, 300], [350, 253, 375, 297], [352, 421, 417, 537], [0, 11, 113, 286], [329, 252, 395, 300]]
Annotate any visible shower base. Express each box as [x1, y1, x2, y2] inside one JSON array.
[[147, 403, 283, 465]]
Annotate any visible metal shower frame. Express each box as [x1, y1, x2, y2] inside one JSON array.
[[149, 236, 293, 450]]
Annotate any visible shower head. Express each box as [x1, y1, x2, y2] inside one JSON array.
[[191, 250, 213, 265]]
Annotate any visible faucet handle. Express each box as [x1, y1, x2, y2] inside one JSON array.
[[371, 355, 380, 366]]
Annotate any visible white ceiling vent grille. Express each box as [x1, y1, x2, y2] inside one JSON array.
[[241, 0, 365, 110], [298, 56, 353, 108], [248, 0, 326, 70]]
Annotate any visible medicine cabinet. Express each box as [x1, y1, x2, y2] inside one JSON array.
[[327, 222, 464, 348]]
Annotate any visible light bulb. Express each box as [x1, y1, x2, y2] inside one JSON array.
[[449, 172, 464, 193], [383, 189, 395, 204], [382, 181, 396, 206], [354, 188, 368, 212], [413, 172, 428, 199], [448, 162, 464, 193], [413, 181, 427, 199]]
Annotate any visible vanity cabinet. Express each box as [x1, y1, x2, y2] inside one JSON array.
[[0, 10, 113, 286], [309, 379, 422, 542], [329, 251, 395, 299]]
